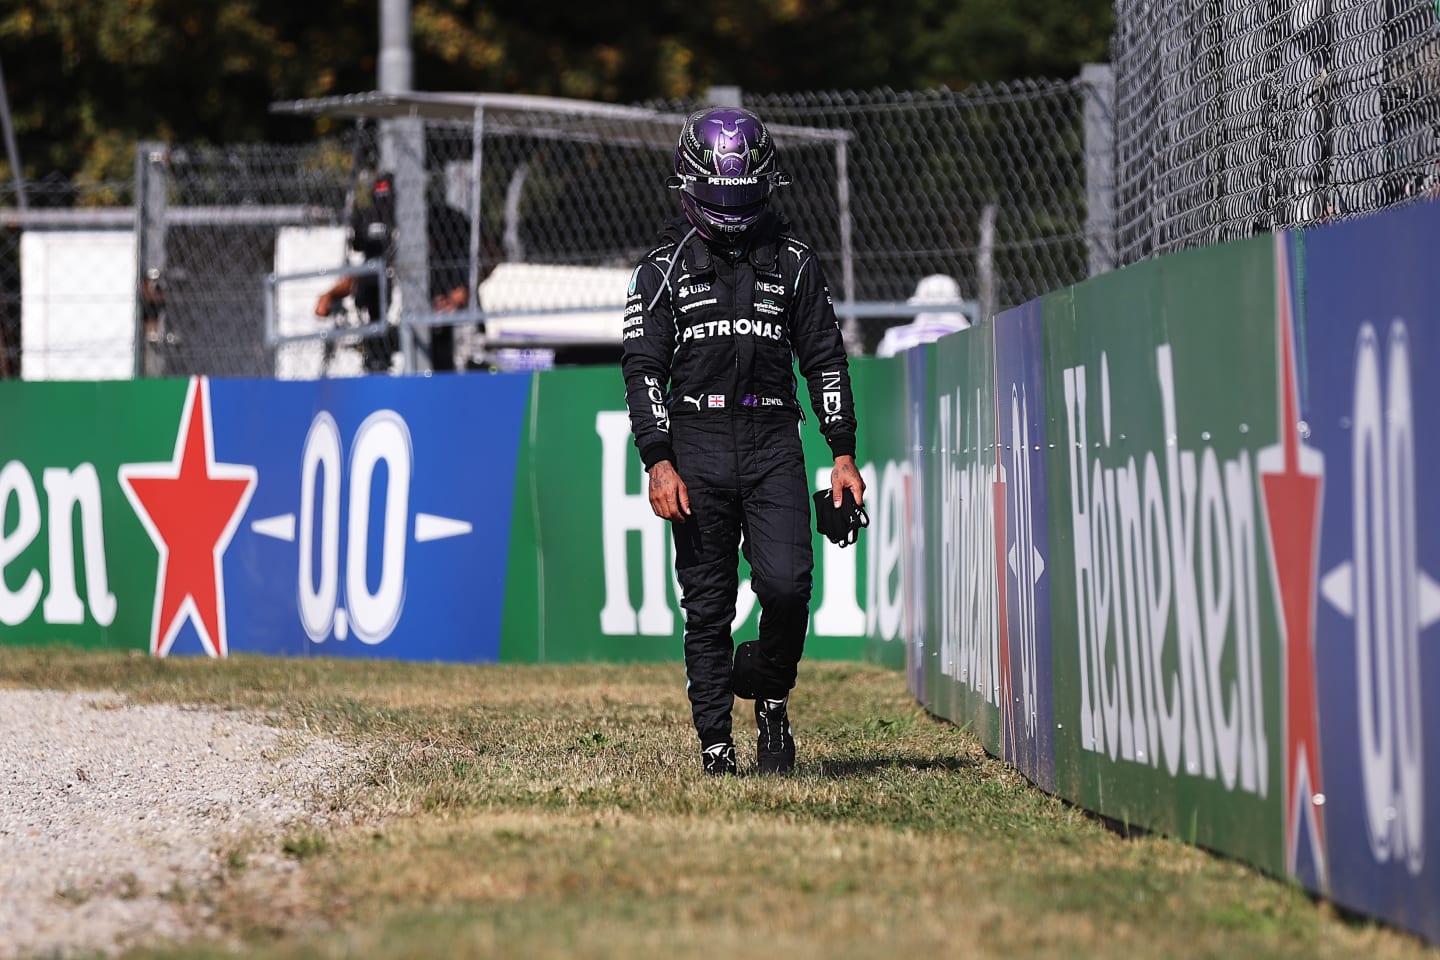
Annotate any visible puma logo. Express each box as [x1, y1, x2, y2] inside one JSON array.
[[682, 395, 703, 410]]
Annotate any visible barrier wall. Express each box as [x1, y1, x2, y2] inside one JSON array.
[[0, 364, 887, 662], [880, 201, 1440, 941]]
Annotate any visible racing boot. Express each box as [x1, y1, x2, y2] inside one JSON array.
[[702, 740, 738, 776], [755, 697, 796, 774]]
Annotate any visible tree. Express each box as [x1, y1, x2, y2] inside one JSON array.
[[0, 0, 1112, 186], [1, 0, 377, 185]]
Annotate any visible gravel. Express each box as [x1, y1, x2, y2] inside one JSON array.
[[0, 689, 358, 958]]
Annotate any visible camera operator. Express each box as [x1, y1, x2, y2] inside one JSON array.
[[315, 170, 399, 372]]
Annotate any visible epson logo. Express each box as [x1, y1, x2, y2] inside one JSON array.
[[707, 176, 759, 186]]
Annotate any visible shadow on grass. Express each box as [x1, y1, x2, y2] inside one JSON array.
[[810, 754, 977, 779]]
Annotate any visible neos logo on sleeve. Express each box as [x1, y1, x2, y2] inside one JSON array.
[[644, 376, 671, 433], [821, 370, 844, 420]]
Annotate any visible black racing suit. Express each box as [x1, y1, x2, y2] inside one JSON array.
[[621, 213, 857, 748]]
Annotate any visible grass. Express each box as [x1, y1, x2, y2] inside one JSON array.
[[3, 647, 1437, 959]]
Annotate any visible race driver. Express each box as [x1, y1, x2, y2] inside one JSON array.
[[620, 105, 865, 776]]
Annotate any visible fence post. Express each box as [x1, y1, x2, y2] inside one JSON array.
[[0, 56, 25, 212], [706, 85, 742, 107], [1081, 63, 1116, 277], [977, 203, 996, 326], [133, 143, 168, 379], [391, 118, 428, 374]]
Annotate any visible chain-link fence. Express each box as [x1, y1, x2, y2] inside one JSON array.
[[139, 142, 350, 378], [1, 80, 1107, 380], [737, 82, 1101, 319], [1112, 0, 1440, 265], [8, 0, 1440, 382]]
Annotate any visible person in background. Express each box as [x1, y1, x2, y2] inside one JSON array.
[[621, 106, 864, 776], [315, 171, 485, 373], [874, 273, 970, 357]]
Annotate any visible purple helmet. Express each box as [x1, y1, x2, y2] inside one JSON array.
[[672, 107, 783, 240]]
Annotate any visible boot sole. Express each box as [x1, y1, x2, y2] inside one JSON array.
[[755, 750, 795, 774]]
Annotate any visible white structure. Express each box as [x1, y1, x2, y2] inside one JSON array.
[[20, 230, 136, 380]]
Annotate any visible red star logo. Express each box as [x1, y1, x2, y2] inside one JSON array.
[[992, 357, 1015, 762], [119, 377, 256, 658], [1256, 233, 1327, 888]]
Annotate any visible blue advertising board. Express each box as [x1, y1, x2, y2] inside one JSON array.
[[192, 374, 532, 662], [994, 299, 1057, 793], [1303, 204, 1440, 940], [903, 343, 932, 705]]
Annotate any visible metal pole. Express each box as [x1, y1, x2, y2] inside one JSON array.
[[977, 203, 996, 326], [466, 105, 484, 371], [394, 120, 426, 373], [705, 85, 742, 107], [0, 56, 25, 211], [502, 162, 529, 262], [1081, 63, 1116, 276], [377, 0, 411, 179], [378, 0, 413, 94], [835, 138, 857, 353], [378, 0, 421, 372], [133, 144, 169, 378]]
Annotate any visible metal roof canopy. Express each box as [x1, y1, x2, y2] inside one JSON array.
[[269, 91, 850, 147], [269, 91, 861, 355]]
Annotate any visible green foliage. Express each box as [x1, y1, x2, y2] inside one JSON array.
[[0, 0, 1112, 183]]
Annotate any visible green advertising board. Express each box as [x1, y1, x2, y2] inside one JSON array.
[[500, 362, 881, 664], [858, 355, 909, 670], [1042, 239, 1283, 868], [924, 321, 1003, 755], [0, 379, 187, 650]]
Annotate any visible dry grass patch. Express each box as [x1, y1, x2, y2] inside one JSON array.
[[4, 647, 1438, 960]]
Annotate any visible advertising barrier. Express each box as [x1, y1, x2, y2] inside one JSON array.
[[857, 354, 909, 672], [0, 364, 881, 664], [1048, 238, 1281, 866], [0, 375, 532, 661], [1302, 203, 1439, 934], [498, 362, 883, 663], [888, 202, 1440, 941], [993, 299, 1056, 793], [928, 321, 1002, 754]]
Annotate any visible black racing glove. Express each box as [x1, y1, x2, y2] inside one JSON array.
[[813, 487, 869, 548]]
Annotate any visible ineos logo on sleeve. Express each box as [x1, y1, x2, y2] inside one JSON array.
[[821, 370, 843, 417], [644, 376, 671, 433]]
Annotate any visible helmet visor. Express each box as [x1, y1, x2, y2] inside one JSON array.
[[681, 173, 773, 209]]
